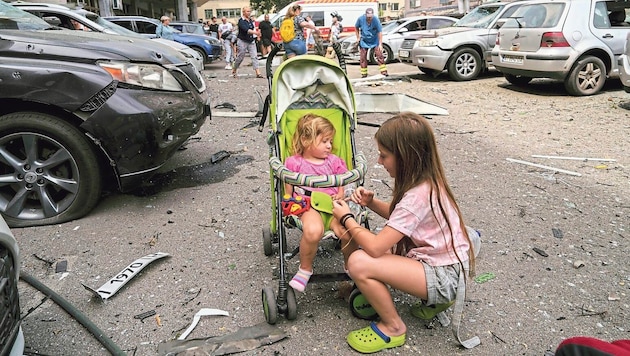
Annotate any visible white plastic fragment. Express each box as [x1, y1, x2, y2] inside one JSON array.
[[506, 158, 582, 176], [178, 308, 230, 340]]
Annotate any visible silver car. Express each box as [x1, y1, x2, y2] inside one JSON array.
[[340, 16, 458, 63], [398, 1, 525, 81], [0, 215, 24, 356], [618, 32, 630, 92], [492, 0, 630, 96]]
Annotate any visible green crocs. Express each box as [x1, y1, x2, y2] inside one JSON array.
[[346, 322, 405, 353], [410, 300, 454, 320]]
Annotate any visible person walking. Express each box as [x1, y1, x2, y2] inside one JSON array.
[[355, 7, 388, 78], [259, 14, 273, 57], [330, 12, 343, 44], [232, 6, 262, 79], [304, 15, 316, 50], [155, 16, 175, 40], [218, 17, 234, 70], [282, 4, 319, 58]]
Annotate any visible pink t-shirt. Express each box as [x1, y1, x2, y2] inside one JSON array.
[[285, 154, 348, 196], [386, 182, 470, 267]]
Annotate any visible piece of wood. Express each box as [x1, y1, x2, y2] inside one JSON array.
[[531, 155, 616, 162], [506, 158, 582, 176]]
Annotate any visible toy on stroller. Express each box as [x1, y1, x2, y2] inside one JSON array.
[[258, 54, 376, 324]]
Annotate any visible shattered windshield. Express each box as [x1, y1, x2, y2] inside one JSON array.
[[0, 2, 53, 30], [454, 5, 503, 28]]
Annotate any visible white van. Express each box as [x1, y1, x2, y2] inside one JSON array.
[[270, 0, 379, 43]]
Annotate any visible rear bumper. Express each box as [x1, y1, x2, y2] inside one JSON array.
[[491, 50, 572, 80]]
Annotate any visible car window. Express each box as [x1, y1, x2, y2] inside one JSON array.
[[455, 5, 503, 28], [429, 18, 456, 29], [183, 24, 205, 35], [504, 4, 565, 28], [135, 20, 157, 34], [405, 19, 427, 31], [382, 20, 401, 33], [0, 3, 52, 30], [112, 19, 134, 31], [87, 14, 143, 37]]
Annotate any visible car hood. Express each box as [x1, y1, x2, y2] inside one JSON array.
[[404, 26, 473, 39], [0, 29, 187, 64]]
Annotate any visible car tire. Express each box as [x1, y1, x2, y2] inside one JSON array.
[[371, 45, 393, 64], [448, 48, 482, 81], [564, 56, 606, 96], [191, 47, 208, 64], [0, 112, 102, 228], [504, 74, 533, 86]]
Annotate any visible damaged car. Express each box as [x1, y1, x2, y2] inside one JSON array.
[[0, 2, 210, 227]]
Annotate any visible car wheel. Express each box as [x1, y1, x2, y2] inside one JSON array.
[[191, 47, 208, 64], [504, 74, 533, 86], [0, 112, 102, 228], [371, 45, 393, 64], [564, 56, 606, 96], [448, 48, 482, 81]]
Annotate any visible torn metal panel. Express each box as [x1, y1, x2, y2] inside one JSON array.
[[354, 92, 449, 116], [82, 252, 170, 302], [158, 322, 287, 355]]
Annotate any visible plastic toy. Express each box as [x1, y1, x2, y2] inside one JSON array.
[[281, 194, 310, 216]]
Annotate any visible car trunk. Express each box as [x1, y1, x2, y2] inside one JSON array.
[[498, 2, 569, 52]]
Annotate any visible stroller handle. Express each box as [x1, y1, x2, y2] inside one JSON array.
[[269, 153, 367, 188]]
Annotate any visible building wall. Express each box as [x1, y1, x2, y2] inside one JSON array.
[[196, 0, 251, 23], [378, 0, 405, 20]]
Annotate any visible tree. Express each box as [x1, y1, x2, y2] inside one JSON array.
[[251, 0, 294, 13]]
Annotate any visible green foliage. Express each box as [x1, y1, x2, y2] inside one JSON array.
[[251, 0, 295, 13]]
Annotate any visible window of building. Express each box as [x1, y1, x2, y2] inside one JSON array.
[[379, 3, 387, 12], [204, 9, 213, 19], [217, 8, 241, 18], [411, 0, 420, 8], [391, 3, 399, 10]]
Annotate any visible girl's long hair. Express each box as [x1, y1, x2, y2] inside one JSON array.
[[286, 4, 301, 19], [292, 114, 335, 156], [375, 112, 475, 277]]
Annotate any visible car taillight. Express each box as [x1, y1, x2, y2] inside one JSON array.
[[496, 32, 500, 45], [541, 32, 569, 47]]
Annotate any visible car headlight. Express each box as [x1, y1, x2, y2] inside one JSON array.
[[208, 37, 221, 45], [98, 61, 183, 91], [417, 38, 440, 47]]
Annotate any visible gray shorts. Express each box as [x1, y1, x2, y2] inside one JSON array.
[[422, 261, 466, 305]]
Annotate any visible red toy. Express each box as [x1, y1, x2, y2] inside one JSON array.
[[281, 194, 310, 216]]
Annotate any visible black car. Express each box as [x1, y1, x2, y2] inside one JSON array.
[[0, 2, 210, 227]]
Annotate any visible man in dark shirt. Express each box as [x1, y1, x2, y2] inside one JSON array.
[[259, 14, 273, 58], [233, 6, 263, 78], [209, 17, 219, 38]]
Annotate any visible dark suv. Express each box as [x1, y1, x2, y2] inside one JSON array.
[[0, 2, 210, 227], [104, 15, 222, 64]]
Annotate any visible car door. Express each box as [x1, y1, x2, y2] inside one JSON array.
[[483, 4, 524, 61], [590, 1, 630, 64], [134, 20, 158, 38]]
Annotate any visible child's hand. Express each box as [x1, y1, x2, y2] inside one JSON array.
[[353, 187, 374, 207], [332, 191, 344, 201], [332, 199, 351, 220]]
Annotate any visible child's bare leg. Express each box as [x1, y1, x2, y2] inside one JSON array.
[[289, 209, 324, 292]]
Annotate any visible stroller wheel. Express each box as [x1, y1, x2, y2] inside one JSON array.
[[349, 286, 378, 320], [262, 287, 278, 324], [286, 287, 297, 320], [262, 227, 273, 256]]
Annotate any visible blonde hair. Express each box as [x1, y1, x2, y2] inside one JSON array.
[[292, 114, 335, 156], [375, 112, 475, 276], [160, 16, 170, 23], [286, 4, 301, 19]]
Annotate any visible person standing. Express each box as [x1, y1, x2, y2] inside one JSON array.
[[259, 14, 273, 57], [330, 12, 343, 44], [232, 6, 262, 79], [218, 17, 234, 70], [208, 17, 219, 39], [304, 15, 316, 50], [282, 4, 318, 58], [156, 16, 175, 40], [355, 8, 388, 78]]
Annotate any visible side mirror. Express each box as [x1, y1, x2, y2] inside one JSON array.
[[398, 27, 408, 33], [495, 18, 508, 29]]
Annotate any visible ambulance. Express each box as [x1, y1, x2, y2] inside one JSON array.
[[270, 0, 379, 43]]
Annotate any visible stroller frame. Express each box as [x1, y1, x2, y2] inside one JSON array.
[[259, 54, 375, 324]]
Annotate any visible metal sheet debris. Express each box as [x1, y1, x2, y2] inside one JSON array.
[[354, 92, 449, 116], [82, 252, 170, 302], [212, 112, 259, 118], [178, 308, 230, 340], [506, 158, 582, 176], [531, 155, 616, 162], [158, 322, 287, 355]]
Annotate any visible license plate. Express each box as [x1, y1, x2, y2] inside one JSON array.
[[501, 54, 524, 64], [399, 50, 410, 58]]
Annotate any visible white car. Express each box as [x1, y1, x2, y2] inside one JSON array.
[[0, 215, 24, 356], [340, 16, 458, 64]]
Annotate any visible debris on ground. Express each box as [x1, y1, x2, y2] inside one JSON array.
[[211, 150, 230, 164]]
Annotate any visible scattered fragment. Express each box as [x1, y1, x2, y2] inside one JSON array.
[[82, 252, 171, 302], [490, 331, 506, 343], [474, 272, 496, 284], [573, 260, 585, 269], [608, 292, 620, 301], [595, 164, 608, 169], [211, 150, 231, 164], [158, 322, 287, 355], [214, 102, 237, 111], [178, 308, 230, 340], [552, 228, 564, 239], [531, 155, 616, 162], [59, 272, 69, 280], [55, 260, 68, 273], [134, 309, 157, 321], [73, 226, 80, 231], [533, 247, 549, 257], [506, 158, 582, 176], [212, 111, 258, 118], [156, 314, 162, 327]]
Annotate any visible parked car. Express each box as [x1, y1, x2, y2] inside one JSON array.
[[170, 21, 206, 35], [12, 3, 204, 72], [0, 215, 24, 355], [618, 32, 630, 92], [398, 1, 526, 80], [104, 15, 222, 64], [340, 16, 458, 63], [0, 2, 210, 227], [492, 0, 630, 96]]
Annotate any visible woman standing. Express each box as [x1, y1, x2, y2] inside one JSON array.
[[232, 6, 262, 78]]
